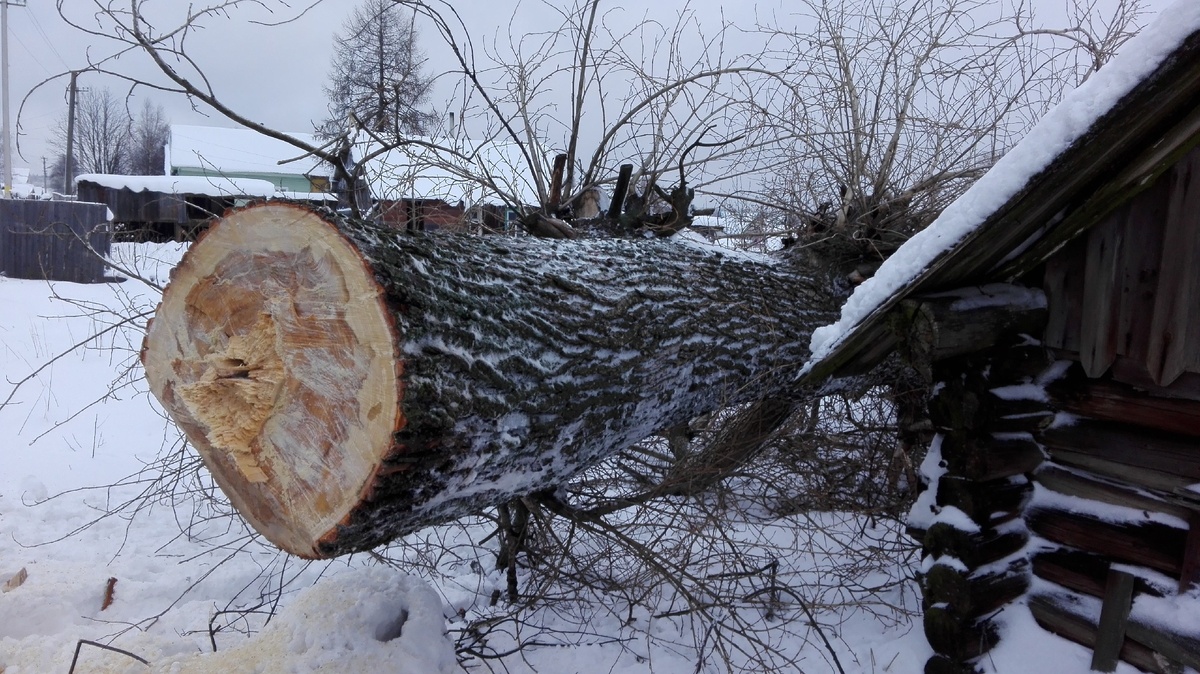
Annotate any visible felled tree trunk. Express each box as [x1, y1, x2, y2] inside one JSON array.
[[141, 202, 834, 558]]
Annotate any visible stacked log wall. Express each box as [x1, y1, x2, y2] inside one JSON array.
[[1032, 139, 1200, 670], [897, 280, 1200, 671], [894, 286, 1050, 674], [1026, 366, 1200, 672]]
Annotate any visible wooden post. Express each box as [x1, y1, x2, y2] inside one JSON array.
[[1091, 569, 1135, 672], [608, 164, 633, 219], [548, 153, 567, 212], [1181, 510, 1200, 592]]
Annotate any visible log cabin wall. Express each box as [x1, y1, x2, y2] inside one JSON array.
[[895, 288, 1050, 674], [904, 140, 1200, 672], [1024, 140, 1200, 672], [1043, 143, 1200, 389], [901, 297, 1200, 671]]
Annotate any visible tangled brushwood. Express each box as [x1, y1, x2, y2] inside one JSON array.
[[7, 0, 1153, 670]]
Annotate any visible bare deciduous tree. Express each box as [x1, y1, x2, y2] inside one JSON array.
[[14, 1, 1148, 672], [128, 99, 170, 175], [721, 0, 1146, 266], [52, 87, 132, 176]]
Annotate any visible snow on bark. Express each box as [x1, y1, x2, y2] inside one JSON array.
[[142, 203, 832, 558]]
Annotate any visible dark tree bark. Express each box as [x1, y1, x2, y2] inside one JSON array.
[[141, 202, 834, 558]]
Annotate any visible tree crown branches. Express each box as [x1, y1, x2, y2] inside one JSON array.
[[318, 0, 436, 140]]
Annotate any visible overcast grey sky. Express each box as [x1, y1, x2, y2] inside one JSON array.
[[4, 0, 1174, 178]]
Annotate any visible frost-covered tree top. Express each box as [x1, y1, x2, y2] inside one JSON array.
[[318, 0, 435, 140]]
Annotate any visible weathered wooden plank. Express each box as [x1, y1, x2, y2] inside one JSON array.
[[1031, 548, 1165, 600], [1109, 357, 1200, 402], [1034, 464, 1194, 521], [1049, 447, 1195, 494], [1092, 570, 1136, 672], [1147, 150, 1200, 386], [1080, 205, 1126, 377], [1048, 374, 1200, 438], [1041, 420, 1200, 482], [1125, 619, 1200, 671], [1043, 234, 1088, 353], [1028, 594, 1174, 674], [1033, 549, 1111, 599], [1117, 174, 1170, 361], [1182, 511, 1200, 592], [1026, 508, 1187, 576]]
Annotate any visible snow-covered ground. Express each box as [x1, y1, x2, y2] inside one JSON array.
[[0, 244, 1152, 673]]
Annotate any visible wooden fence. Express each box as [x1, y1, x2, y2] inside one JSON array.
[[0, 199, 111, 283]]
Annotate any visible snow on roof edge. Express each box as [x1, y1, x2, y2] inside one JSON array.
[[802, 0, 1200, 374], [76, 173, 280, 198], [168, 124, 332, 177]]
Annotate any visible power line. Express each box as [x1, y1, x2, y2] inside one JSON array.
[[27, 9, 68, 70], [11, 29, 51, 76]]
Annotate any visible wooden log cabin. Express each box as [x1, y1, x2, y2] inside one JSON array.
[[801, 14, 1200, 674]]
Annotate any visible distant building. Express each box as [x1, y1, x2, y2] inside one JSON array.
[[166, 125, 334, 194], [353, 137, 539, 233], [6, 168, 49, 199], [75, 174, 333, 241]]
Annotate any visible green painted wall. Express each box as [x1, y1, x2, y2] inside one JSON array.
[[172, 168, 316, 193]]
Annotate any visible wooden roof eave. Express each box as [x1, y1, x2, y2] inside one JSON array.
[[803, 29, 1200, 384]]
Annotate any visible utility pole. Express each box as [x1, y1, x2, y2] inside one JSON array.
[[0, 0, 25, 198], [64, 71, 78, 195], [1, 0, 9, 197]]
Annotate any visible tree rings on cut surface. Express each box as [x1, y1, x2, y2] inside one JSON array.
[[141, 203, 402, 558]]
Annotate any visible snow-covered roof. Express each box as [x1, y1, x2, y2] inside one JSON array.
[[357, 136, 540, 207], [4, 168, 47, 198], [76, 173, 279, 198], [168, 124, 333, 178], [74, 175, 343, 204], [278, 190, 337, 202], [802, 0, 1200, 378], [6, 183, 49, 199]]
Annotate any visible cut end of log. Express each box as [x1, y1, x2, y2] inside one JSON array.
[[142, 203, 403, 558]]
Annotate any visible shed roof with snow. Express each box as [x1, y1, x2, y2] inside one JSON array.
[[802, 3, 1200, 387], [167, 125, 334, 194]]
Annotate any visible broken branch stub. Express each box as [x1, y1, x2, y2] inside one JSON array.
[[141, 202, 830, 558]]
